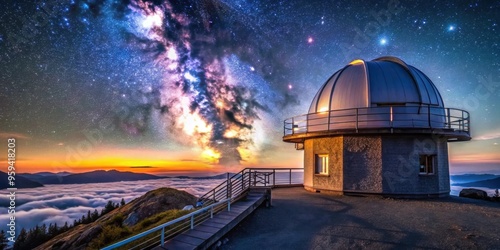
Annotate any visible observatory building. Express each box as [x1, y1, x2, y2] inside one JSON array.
[[283, 56, 470, 197]]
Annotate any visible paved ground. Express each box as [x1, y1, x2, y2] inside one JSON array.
[[220, 187, 500, 250]]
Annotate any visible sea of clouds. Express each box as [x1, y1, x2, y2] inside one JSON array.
[[0, 177, 222, 234]]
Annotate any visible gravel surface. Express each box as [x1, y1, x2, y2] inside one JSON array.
[[221, 187, 500, 250]]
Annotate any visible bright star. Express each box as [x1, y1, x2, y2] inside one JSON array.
[[307, 37, 314, 44], [379, 38, 387, 45], [448, 25, 455, 31]]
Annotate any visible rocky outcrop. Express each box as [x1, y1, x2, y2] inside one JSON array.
[[122, 188, 197, 226], [459, 188, 488, 200], [47, 224, 102, 250]]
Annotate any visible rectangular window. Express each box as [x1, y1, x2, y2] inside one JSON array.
[[419, 155, 435, 175], [315, 154, 328, 175]]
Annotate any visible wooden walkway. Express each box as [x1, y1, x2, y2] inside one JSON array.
[[153, 189, 269, 250]]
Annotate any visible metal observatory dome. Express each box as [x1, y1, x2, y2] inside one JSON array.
[[308, 56, 444, 113], [284, 56, 470, 142], [283, 56, 471, 198]]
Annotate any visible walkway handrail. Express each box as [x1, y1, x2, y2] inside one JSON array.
[[101, 168, 304, 249], [198, 168, 304, 206], [101, 198, 231, 250]]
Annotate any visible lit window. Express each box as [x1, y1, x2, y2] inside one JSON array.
[[419, 155, 435, 175], [315, 154, 328, 175]]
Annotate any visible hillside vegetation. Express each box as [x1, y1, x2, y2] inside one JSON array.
[[34, 187, 197, 250]]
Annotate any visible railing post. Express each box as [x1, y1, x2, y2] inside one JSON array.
[[190, 215, 194, 229], [210, 206, 214, 218], [228, 199, 231, 211], [428, 105, 431, 128], [289, 169, 292, 185], [447, 108, 451, 129], [292, 117, 295, 135], [241, 172, 244, 191], [390, 106, 393, 128], [466, 111, 469, 132], [213, 189, 215, 202], [273, 169, 275, 186], [161, 227, 165, 247], [306, 114, 309, 133], [253, 171, 256, 186], [249, 169, 252, 187], [284, 120, 286, 136], [461, 110, 464, 131], [355, 108, 358, 132], [227, 172, 230, 199], [327, 110, 331, 131]]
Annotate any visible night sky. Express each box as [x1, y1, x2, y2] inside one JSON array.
[[0, 0, 499, 174]]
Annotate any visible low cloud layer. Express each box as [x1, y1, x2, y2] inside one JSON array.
[[0, 178, 221, 235]]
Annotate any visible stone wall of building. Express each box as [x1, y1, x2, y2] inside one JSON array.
[[303, 134, 450, 197], [304, 136, 343, 191], [303, 139, 314, 188], [381, 135, 446, 195], [436, 137, 450, 193], [343, 136, 383, 193]]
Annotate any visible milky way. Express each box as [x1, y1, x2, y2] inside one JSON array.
[[118, 0, 287, 164], [90, 0, 306, 164]]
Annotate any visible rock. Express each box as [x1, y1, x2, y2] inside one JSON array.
[[73, 225, 103, 247], [196, 200, 204, 207], [124, 212, 139, 226], [459, 188, 488, 200], [122, 188, 197, 226], [183, 205, 194, 211]]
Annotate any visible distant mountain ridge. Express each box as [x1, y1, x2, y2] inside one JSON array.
[[19, 170, 232, 185], [32, 171, 72, 176], [0, 171, 44, 189], [450, 174, 498, 184], [170, 173, 230, 179], [19, 170, 163, 185], [455, 177, 500, 189], [18, 172, 73, 184]]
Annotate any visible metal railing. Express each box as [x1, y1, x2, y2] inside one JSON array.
[[101, 199, 231, 250], [198, 168, 304, 207], [284, 106, 470, 137], [101, 168, 303, 250]]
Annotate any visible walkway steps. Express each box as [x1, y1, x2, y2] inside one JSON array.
[[153, 188, 269, 250]]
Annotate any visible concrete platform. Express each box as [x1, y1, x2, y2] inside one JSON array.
[[221, 187, 500, 249], [153, 188, 269, 250]]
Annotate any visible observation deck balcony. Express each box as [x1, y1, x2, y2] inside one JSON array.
[[283, 106, 470, 143]]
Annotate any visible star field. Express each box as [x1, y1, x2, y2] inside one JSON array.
[[0, 0, 499, 172]]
